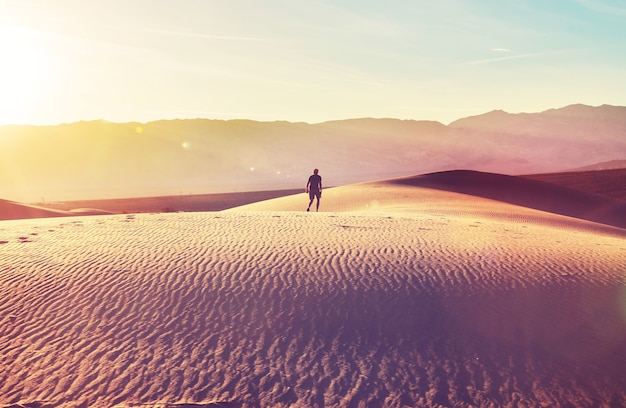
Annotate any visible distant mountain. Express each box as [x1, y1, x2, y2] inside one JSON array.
[[566, 159, 626, 172], [1, 104, 625, 202], [448, 104, 626, 174], [0, 119, 456, 201], [448, 104, 626, 130]]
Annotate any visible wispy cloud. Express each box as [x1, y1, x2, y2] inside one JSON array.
[[462, 49, 573, 66], [463, 52, 541, 65], [574, 0, 626, 17], [144, 28, 269, 42], [489, 48, 511, 52]]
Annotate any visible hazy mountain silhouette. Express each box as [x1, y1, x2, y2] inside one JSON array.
[[447, 104, 626, 175], [566, 159, 626, 172], [1, 104, 624, 202]]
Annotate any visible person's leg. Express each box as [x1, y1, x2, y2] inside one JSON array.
[[307, 192, 314, 211], [316, 192, 321, 211]]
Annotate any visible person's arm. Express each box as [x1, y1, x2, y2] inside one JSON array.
[[306, 178, 310, 193]]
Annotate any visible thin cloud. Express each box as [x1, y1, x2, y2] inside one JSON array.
[[144, 28, 269, 42], [490, 48, 511, 52], [462, 49, 573, 65], [463, 52, 542, 65], [575, 0, 626, 17]]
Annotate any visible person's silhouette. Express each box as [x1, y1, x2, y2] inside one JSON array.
[[306, 168, 322, 212]]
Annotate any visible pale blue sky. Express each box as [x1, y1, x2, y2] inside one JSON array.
[[0, 0, 624, 125]]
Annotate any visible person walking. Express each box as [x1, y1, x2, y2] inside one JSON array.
[[306, 168, 322, 212]]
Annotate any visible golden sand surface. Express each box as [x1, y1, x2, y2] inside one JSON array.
[[1, 173, 625, 407]]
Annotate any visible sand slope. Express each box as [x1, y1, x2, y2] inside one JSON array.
[[0, 199, 113, 221], [40, 189, 303, 215], [391, 170, 626, 229], [0, 199, 70, 221], [526, 168, 626, 201], [229, 170, 626, 234], [1, 175, 625, 407]]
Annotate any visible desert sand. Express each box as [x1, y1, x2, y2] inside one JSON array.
[[526, 168, 626, 201], [1, 171, 625, 407], [0, 199, 114, 222], [39, 189, 303, 216]]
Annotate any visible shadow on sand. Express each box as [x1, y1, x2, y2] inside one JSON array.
[[390, 170, 626, 229]]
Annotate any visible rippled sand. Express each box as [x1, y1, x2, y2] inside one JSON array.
[[1, 174, 625, 407]]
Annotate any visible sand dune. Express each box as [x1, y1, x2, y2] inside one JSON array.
[[0, 199, 69, 221], [0, 199, 113, 221], [1, 174, 625, 407], [40, 189, 303, 215], [390, 170, 626, 229], [229, 170, 626, 235], [29, 168, 626, 218], [525, 168, 626, 201]]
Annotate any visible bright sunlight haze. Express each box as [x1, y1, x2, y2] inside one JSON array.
[[0, 0, 625, 125]]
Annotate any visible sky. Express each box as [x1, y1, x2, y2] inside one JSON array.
[[0, 0, 625, 125]]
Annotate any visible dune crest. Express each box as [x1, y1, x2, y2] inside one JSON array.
[[228, 170, 626, 237], [0, 199, 74, 221], [390, 170, 626, 229], [0, 199, 113, 221]]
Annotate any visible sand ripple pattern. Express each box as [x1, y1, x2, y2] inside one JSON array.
[[1, 212, 625, 407]]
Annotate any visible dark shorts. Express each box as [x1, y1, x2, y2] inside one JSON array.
[[309, 190, 321, 200]]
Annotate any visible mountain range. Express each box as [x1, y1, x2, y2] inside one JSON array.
[[1, 104, 624, 202]]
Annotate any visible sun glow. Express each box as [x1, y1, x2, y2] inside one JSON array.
[[0, 24, 58, 125]]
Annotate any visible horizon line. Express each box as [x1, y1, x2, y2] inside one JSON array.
[[0, 103, 621, 128]]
